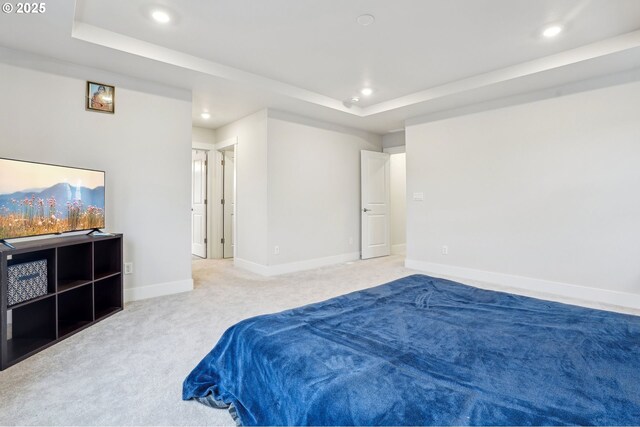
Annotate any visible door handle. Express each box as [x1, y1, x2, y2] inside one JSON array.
[[363, 208, 371, 212]]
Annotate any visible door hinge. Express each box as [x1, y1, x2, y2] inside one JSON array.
[[221, 159, 225, 166], [221, 238, 225, 244], [204, 199, 207, 205], [204, 238, 207, 244], [221, 198, 225, 205], [204, 160, 207, 167]]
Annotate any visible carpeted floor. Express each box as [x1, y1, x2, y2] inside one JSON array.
[[0, 255, 638, 425]]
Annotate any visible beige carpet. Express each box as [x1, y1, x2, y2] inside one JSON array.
[[0, 255, 637, 425], [0, 255, 412, 425]]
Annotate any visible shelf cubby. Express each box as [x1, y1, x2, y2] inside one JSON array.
[[94, 238, 122, 280], [94, 275, 123, 320], [57, 243, 92, 292], [57, 283, 93, 338], [1, 234, 123, 370], [7, 295, 56, 364], [7, 248, 56, 299]]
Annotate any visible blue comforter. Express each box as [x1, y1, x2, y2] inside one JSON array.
[[183, 274, 640, 426]]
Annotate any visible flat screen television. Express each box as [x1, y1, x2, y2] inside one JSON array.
[[0, 158, 105, 240]]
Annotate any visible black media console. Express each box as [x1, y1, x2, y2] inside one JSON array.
[[0, 234, 123, 370]]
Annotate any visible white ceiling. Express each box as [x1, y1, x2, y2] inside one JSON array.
[[1, 0, 640, 133]]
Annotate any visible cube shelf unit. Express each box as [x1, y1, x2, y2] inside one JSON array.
[[0, 234, 123, 370]]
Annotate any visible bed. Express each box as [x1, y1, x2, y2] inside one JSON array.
[[182, 274, 640, 426]]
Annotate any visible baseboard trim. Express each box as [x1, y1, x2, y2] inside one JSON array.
[[234, 258, 271, 276], [267, 252, 360, 276], [391, 244, 406, 255], [236, 252, 360, 277], [405, 259, 640, 310], [124, 278, 194, 302]]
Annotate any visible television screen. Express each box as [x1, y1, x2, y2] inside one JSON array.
[[0, 158, 105, 240]]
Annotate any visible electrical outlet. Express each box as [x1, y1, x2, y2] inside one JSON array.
[[124, 262, 133, 274], [442, 246, 448, 255], [274, 246, 280, 255]]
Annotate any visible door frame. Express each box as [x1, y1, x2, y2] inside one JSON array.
[[361, 150, 391, 259], [191, 149, 208, 258], [221, 147, 236, 258], [192, 141, 214, 259], [214, 138, 237, 260], [383, 145, 407, 256]]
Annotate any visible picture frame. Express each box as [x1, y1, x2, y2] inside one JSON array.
[[86, 81, 115, 114]]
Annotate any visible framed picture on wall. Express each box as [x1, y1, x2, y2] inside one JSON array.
[[86, 81, 115, 113]]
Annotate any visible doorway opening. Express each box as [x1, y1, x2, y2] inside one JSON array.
[[387, 148, 406, 256], [191, 149, 208, 259], [360, 146, 406, 260], [361, 150, 391, 259], [221, 147, 235, 259]]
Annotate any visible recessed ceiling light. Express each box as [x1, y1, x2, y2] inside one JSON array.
[[542, 25, 562, 38], [201, 112, 211, 119], [151, 10, 171, 24], [357, 14, 375, 26], [351, 96, 360, 103], [361, 87, 373, 96]]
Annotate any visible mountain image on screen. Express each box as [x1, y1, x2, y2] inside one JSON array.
[[0, 159, 106, 239]]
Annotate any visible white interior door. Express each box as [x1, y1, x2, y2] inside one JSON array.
[[191, 150, 207, 258], [361, 150, 391, 259], [223, 150, 235, 258]]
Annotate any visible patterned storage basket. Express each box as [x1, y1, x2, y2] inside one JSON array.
[[7, 260, 48, 306]]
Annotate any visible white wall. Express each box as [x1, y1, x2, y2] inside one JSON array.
[[382, 131, 405, 149], [0, 56, 193, 301], [389, 152, 406, 254], [215, 110, 268, 267], [405, 80, 640, 306], [266, 111, 382, 269], [192, 126, 216, 146]]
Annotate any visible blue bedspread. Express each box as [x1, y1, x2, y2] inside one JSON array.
[[183, 274, 640, 426]]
